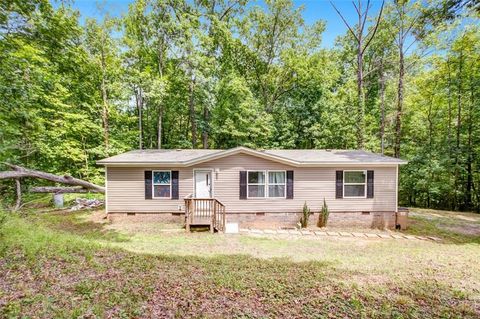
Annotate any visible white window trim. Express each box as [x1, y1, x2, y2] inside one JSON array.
[[152, 170, 172, 199], [267, 170, 287, 198], [246, 170, 287, 199], [343, 170, 367, 199]]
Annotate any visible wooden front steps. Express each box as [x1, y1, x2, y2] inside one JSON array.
[[184, 196, 226, 233]]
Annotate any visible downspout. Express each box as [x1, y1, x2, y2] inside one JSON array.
[[395, 165, 399, 228], [105, 166, 108, 216]]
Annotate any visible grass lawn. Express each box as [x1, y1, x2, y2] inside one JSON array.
[[1, 208, 479, 318]]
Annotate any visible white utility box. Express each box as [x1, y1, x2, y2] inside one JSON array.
[[225, 222, 239, 234]]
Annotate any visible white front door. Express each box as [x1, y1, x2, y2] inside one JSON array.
[[194, 170, 212, 198]]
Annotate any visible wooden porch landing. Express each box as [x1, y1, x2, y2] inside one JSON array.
[[184, 196, 226, 233]]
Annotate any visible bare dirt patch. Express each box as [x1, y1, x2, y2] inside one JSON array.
[[454, 214, 480, 222], [441, 224, 480, 236], [406, 208, 480, 244], [83, 209, 183, 235]]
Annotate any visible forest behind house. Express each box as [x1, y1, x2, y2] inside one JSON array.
[[1, 0, 479, 212]]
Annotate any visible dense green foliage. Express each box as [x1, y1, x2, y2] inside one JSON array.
[[0, 0, 479, 211]]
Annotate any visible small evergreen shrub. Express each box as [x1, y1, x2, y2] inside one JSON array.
[[317, 198, 329, 228], [300, 202, 310, 228]]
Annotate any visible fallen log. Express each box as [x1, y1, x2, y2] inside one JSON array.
[[0, 163, 105, 193], [30, 186, 102, 194]]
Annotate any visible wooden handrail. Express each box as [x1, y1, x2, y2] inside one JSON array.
[[184, 197, 226, 233]]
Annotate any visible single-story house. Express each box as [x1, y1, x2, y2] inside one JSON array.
[[97, 146, 408, 231]]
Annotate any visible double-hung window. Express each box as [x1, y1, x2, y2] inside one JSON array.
[[343, 170, 366, 198], [268, 171, 286, 198], [153, 170, 171, 198], [247, 170, 286, 198], [247, 171, 266, 198]]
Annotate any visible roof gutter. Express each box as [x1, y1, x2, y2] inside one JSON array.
[[97, 161, 407, 167], [96, 146, 408, 167]]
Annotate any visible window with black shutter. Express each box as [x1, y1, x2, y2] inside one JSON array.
[[145, 170, 152, 199], [335, 170, 343, 198], [239, 171, 247, 199], [286, 170, 294, 199], [171, 171, 179, 199], [367, 170, 374, 198]]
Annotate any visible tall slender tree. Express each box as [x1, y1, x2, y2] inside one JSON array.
[[331, 0, 385, 149]]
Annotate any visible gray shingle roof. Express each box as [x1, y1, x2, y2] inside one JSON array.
[[98, 149, 222, 163], [263, 149, 404, 163], [97, 147, 407, 166]]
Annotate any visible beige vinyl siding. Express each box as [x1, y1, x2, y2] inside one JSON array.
[[106, 153, 397, 213]]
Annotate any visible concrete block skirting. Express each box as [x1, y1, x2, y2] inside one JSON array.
[[107, 211, 406, 230], [224, 211, 399, 229], [107, 212, 185, 224]]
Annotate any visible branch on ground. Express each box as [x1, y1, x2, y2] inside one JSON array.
[[0, 163, 105, 194], [30, 186, 102, 194]]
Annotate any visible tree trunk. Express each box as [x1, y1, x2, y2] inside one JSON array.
[[357, 49, 365, 150], [158, 33, 164, 79], [456, 51, 462, 153], [454, 49, 463, 210], [157, 106, 163, 149], [427, 87, 436, 157], [189, 74, 197, 148], [202, 106, 209, 149], [379, 57, 386, 155], [157, 32, 165, 149], [146, 96, 153, 148], [394, 45, 404, 158], [466, 140, 472, 210], [446, 58, 453, 160], [30, 186, 101, 193], [445, 59, 455, 210], [100, 47, 110, 152], [465, 70, 474, 210], [202, 15, 217, 150], [356, 4, 364, 150], [135, 86, 143, 149], [330, 0, 385, 150]]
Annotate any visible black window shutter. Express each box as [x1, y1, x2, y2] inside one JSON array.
[[335, 171, 343, 199], [367, 170, 374, 198], [286, 170, 294, 199], [239, 171, 247, 199], [145, 170, 152, 199], [171, 171, 179, 199]]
